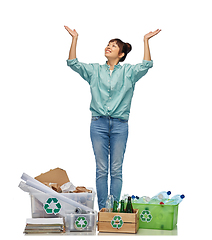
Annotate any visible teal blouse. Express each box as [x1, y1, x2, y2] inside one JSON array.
[[67, 58, 153, 120]]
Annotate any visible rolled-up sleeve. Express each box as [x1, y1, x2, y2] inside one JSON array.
[[67, 58, 94, 84], [131, 60, 153, 84]]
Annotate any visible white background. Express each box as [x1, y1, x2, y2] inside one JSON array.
[[1, 0, 211, 239]]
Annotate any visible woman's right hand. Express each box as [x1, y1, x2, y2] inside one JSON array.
[[64, 26, 78, 38]]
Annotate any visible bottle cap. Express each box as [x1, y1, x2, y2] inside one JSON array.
[[180, 194, 185, 199], [160, 202, 164, 205], [158, 194, 163, 199], [131, 195, 136, 199], [167, 191, 171, 195]]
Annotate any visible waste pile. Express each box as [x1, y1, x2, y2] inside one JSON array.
[[19, 168, 96, 234]]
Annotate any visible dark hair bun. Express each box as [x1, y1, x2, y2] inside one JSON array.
[[125, 43, 132, 54], [120, 42, 132, 62]]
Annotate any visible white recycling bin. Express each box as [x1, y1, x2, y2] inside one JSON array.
[[30, 188, 95, 218], [65, 211, 97, 232]]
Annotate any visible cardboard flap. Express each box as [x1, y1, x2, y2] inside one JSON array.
[[35, 168, 70, 186]]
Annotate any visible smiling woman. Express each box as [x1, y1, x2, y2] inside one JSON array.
[[105, 39, 132, 64], [64, 25, 161, 211]]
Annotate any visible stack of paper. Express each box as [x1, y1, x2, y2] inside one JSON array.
[[24, 218, 65, 234]]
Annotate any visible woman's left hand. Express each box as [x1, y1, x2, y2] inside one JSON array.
[[144, 29, 161, 41]]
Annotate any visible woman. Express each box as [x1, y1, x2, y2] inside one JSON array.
[[65, 26, 161, 210]]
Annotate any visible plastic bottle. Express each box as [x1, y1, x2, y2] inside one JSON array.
[[148, 197, 161, 204], [148, 191, 171, 204], [137, 196, 151, 204], [122, 194, 129, 204], [164, 194, 185, 205], [131, 195, 139, 203], [131, 195, 136, 202]]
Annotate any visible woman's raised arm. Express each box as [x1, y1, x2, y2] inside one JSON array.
[[64, 26, 78, 60], [143, 29, 161, 61]]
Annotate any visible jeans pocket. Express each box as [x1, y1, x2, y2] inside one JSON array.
[[92, 116, 100, 121], [118, 118, 128, 123]]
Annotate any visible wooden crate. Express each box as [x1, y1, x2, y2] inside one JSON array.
[[98, 208, 139, 234]]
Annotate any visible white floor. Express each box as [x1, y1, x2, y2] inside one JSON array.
[[24, 225, 178, 236]]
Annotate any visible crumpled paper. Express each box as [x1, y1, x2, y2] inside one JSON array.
[[60, 182, 76, 193]]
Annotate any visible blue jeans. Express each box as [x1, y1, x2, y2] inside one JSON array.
[[90, 116, 128, 210]]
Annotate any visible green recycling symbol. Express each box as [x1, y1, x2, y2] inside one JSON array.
[[111, 215, 124, 229], [43, 198, 61, 215], [75, 216, 88, 229], [140, 210, 152, 223]]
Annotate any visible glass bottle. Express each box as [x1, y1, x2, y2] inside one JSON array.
[[125, 196, 133, 213], [119, 200, 125, 213], [112, 200, 118, 212], [105, 195, 114, 212]]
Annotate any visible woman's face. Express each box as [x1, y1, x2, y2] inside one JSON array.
[[105, 41, 122, 60]]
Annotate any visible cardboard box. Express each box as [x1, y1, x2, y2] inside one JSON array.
[[98, 208, 139, 234], [35, 168, 70, 187]]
